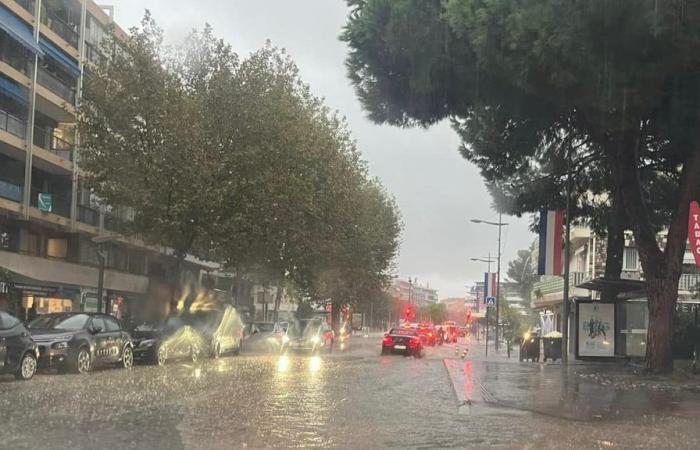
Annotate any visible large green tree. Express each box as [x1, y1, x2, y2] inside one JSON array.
[[343, 0, 700, 372]]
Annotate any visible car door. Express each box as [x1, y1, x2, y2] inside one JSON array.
[[103, 316, 124, 362], [0, 312, 25, 372], [90, 316, 112, 364]]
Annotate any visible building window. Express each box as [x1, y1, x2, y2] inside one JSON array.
[[46, 238, 68, 259], [623, 247, 639, 271]]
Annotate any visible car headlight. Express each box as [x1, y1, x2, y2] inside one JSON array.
[[52, 341, 69, 350], [282, 335, 290, 344], [310, 336, 320, 344], [139, 340, 155, 348]]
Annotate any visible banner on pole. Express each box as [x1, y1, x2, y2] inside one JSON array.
[[483, 272, 497, 305], [538, 210, 564, 275], [689, 201, 700, 268]]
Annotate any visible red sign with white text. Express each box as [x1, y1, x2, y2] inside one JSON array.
[[689, 201, 700, 268]]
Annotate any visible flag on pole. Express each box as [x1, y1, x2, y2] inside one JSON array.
[[483, 272, 497, 304], [538, 210, 565, 276]]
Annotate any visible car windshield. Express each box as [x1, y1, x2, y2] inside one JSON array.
[[28, 314, 89, 331], [255, 323, 275, 333], [287, 320, 322, 338]]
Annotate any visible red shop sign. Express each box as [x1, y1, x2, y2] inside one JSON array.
[[689, 201, 700, 268]]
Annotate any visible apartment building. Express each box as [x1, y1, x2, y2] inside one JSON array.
[[0, 0, 214, 321], [388, 278, 438, 307]]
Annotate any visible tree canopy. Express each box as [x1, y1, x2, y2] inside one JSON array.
[[342, 0, 700, 372], [79, 13, 402, 327]]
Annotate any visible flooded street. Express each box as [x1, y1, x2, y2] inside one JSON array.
[[1, 336, 699, 449]]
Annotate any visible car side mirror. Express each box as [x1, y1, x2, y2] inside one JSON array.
[[90, 326, 103, 334]]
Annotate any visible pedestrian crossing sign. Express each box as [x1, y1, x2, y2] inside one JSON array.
[[486, 296, 496, 306]]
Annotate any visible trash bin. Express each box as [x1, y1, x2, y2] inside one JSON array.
[[542, 331, 563, 362], [519, 332, 540, 362]]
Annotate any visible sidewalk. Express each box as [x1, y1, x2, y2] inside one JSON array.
[[442, 338, 700, 422]]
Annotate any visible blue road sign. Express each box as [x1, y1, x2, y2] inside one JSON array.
[[486, 296, 496, 306]]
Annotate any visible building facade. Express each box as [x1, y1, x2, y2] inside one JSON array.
[[0, 0, 215, 323], [388, 278, 438, 307]]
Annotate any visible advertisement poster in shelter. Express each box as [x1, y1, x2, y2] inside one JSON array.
[[578, 303, 615, 357]]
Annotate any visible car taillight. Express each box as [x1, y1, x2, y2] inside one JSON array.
[[409, 338, 419, 348], [383, 336, 393, 346], [428, 332, 433, 337]]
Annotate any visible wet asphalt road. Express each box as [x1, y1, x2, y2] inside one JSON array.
[[1, 336, 700, 449]]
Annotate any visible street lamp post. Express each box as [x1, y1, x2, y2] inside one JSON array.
[[92, 234, 118, 314], [471, 215, 508, 351]]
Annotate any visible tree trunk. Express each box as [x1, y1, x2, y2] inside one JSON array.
[[645, 278, 676, 372], [272, 287, 283, 323], [612, 128, 700, 373], [602, 188, 626, 301]]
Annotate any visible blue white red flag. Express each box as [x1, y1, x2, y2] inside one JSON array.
[[483, 272, 497, 303], [538, 210, 564, 276]]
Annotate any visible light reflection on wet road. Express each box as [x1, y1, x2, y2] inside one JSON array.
[[1, 337, 699, 449]]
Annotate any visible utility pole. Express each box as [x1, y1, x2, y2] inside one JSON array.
[[496, 212, 502, 351], [562, 149, 573, 364]]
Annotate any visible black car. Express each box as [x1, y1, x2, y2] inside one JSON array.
[[132, 319, 203, 365], [183, 306, 244, 358], [28, 313, 134, 374], [381, 328, 423, 357], [0, 311, 38, 380]]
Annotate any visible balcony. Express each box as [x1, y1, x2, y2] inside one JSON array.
[[0, 40, 32, 77], [77, 204, 99, 226], [0, 177, 22, 202], [41, 10, 80, 49], [37, 67, 76, 104], [13, 0, 34, 14], [30, 187, 70, 218], [33, 126, 73, 160], [0, 107, 27, 139], [679, 273, 700, 293], [532, 272, 592, 308]]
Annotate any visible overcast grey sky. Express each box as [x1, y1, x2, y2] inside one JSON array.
[[108, 0, 535, 298]]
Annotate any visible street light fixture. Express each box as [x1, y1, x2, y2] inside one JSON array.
[[471, 214, 509, 351], [91, 234, 119, 314]]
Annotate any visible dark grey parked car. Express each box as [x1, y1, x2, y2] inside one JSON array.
[[0, 311, 38, 380], [29, 313, 134, 374]]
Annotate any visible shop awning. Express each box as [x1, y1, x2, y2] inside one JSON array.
[[39, 38, 80, 77], [0, 5, 44, 56], [0, 75, 28, 105]]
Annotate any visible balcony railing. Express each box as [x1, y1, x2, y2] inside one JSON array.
[[0, 178, 22, 203], [37, 67, 76, 104], [42, 11, 80, 49], [85, 42, 107, 66], [0, 108, 27, 139], [0, 44, 33, 77], [33, 126, 74, 161], [30, 187, 70, 218], [13, 0, 35, 14], [532, 272, 590, 298], [679, 274, 700, 292], [77, 204, 99, 226]]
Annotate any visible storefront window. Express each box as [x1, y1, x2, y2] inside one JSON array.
[[620, 300, 647, 357]]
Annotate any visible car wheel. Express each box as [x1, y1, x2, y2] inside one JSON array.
[[15, 352, 37, 380], [75, 348, 91, 374], [157, 345, 168, 366], [122, 346, 134, 369]]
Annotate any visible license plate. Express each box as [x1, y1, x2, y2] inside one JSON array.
[[394, 345, 406, 350]]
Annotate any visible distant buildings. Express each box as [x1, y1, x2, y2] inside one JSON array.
[[388, 278, 438, 307]]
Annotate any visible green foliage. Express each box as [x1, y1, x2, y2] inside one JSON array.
[[80, 13, 402, 320], [419, 303, 447, 324], [506, 242, 537, 304]]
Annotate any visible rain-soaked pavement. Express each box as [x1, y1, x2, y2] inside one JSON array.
[[2, 336, 700, 449]]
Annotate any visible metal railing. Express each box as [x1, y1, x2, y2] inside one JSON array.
[[37, 66, 76, 104], [13, 0, 34, 14], [77, 204, 99, 226], [33, 126, 74, 161], [29, 187, 71, 218], [679, 274, 700, 292], [41, 11, 80, 49], [532, 272, 589, 297], [0, 108, 27, 139], [0, 44, 33, 76], [0, 178, 22, 203]]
